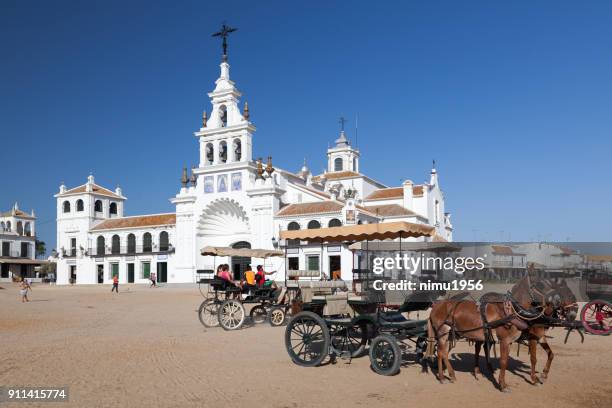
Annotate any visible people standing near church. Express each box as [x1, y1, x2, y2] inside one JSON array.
[[19, 278, 31, 302], [111, 274, 119, 293], [150, 272, 157, 288]]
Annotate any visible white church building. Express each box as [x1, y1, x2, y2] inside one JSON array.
[[54, 45, 453, 285]]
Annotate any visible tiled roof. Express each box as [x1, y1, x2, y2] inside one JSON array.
[[363, 204, 417, 217], [60, 184, 123, 199], [586, 255, 612, 262], [276, 201, 343, 217], [90, 214, 176, 231], [365, 185, 425, 200], [365, 187, 403, 200], [491, 245, 514, 256], [0, 209, 35, 219], [313, 171, 361, 181]]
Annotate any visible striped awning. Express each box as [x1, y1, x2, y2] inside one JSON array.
[[280, 221, 434, 243]]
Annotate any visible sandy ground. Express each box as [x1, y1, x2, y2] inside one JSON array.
[[0, 283, 610, 408]]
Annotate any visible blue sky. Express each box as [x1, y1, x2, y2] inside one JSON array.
[[1, 0, 611, 249]]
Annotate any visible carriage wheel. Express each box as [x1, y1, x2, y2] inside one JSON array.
[[581, 300, 612, 335], [250, 305, 268, 324], [369, 334, 401, 376], [218, 299, 246, 331], [285, 311, 330, 367], [330, 321, 368, 358], [268, 306, 286, 327], [198, 300, 220, 328]]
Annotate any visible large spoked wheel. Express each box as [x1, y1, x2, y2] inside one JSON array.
[[330, 321, 368, 358], [198, 300, 220, 328], [269, 306, 286, 327], [581, 300, 612, 335], [250, 305, 268, 324], [285, 311, 330, 367], [369, 334, 402, 376], [218, 299, 246, 331]]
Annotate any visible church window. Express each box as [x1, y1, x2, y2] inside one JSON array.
[[142, 233, 152, 253], [76, 199, 84, 212], [205, 143, 214, 165], [334, 158, 343, 172], [63, 201, 71, 213], [0, 222, 5, 232], [203, 176, 214, 193], [307, 255, 320, 271], [96, 236, 105, 256], [24, 223, 31, 236], [127, 234, 136, 253], [159, 231, 169, 251], [287, 221, 301, 247], [5, 221, 10, 231], [109, 202, 117, 216], [17, 221, 23, 235], [219, 105, 227, 127], [217, 175, 228, 192], [111, 235, 120, 254], [94, 200, 103, 213], [328, 218, 342, 228], [231, 172, 242, 191], [233, 139, 242, 161], [435, 200, 440, 225], [307, 220, 321, 229], [219, 141, 227, 163], [288, 257, 299, 271]]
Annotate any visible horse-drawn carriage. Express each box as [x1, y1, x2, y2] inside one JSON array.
[[197, 246, 289, 330], [279, 223, 612, 391], [280, 221, 444, 375], [580, 269, 612, 335]]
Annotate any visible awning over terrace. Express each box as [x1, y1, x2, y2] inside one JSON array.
[[279, 221, 434, 243], [200, 246, 284, 258]]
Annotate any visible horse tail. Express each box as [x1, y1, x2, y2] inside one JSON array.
[[426, 318, 436, 358]]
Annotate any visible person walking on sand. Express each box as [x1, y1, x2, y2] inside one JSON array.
[[111, 274, 119, 293], [150, 272, 157, 288], [20, 278, 31, 302]]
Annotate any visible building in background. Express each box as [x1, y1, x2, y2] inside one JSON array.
[[0, 203, 44, 281], [54, 44, 453, 284]]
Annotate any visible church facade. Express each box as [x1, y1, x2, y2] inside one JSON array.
[[54, 52, 453, 285]]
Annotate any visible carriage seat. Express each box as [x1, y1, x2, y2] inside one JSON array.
[[379, 318, 428, 330]]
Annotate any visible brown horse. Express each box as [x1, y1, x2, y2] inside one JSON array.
[[472, 277, 577, 385], [516, 278, 577, 384], [427, 276, 537, 391]]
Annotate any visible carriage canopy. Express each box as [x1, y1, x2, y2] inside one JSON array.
[[200, 246, 284, 258]]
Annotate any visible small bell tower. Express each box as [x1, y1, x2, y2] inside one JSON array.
[[327, 117, 360, 173]]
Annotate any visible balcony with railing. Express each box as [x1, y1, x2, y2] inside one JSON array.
[[87, 244, 174, 257]]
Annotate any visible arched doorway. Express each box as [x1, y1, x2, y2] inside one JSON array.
[[231, 241, 251, 280]]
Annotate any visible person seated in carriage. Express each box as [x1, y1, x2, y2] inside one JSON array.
[[241, 265, 257, 295], [255, 265, 277, 289], [216, 264, 239, 290], [255, 265, 287, 304]]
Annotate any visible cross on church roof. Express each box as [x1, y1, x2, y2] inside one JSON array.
[[339, 116, 347, 132], [212, 22, 238, 62]]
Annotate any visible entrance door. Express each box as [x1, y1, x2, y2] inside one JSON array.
[[70, 266, 77, 283], [156, 262, 167, 283], [230, 241, 251, 280], [127, 264, 134, 283], [1, 263, 9, 278], [329, 255, 341, 280], [97, 264, 104, 283], [110, 263, 119, 281]]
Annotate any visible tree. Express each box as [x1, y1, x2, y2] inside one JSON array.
[[35, 240, 46, 259]]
